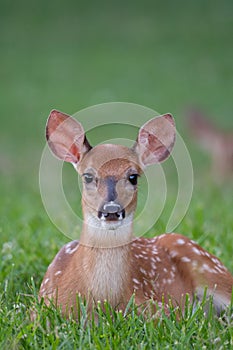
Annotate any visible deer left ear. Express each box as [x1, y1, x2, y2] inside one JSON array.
[[46, 110, 92, 164], [134, 114, 176, 167]]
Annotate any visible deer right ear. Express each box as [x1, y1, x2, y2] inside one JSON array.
[[46, 110, 92, 164], [134, 114, 176, 167]]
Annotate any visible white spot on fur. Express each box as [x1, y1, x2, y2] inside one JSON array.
[[192, 247, 202, 255], [44, 278, 49, 284], [176, 238, 185, 245], [139, 267, 147, 275], [201, 263, 212, 273], [211, 257, 220, 264], [214, 266, 226, 273], [148, 271, 154, 278], [151, 262, 157, 270], [170, 250, 178, 258], [55, 270, 62, 276], [132, 278, 140, 285], [170, 271, 175, 278], [181, 257, 191, 263], [65, 243, 78, 255]]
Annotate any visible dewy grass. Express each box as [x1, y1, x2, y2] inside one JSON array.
[[1, 285, 232, 349]]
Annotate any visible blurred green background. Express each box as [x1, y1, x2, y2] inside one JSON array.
[[0, 0, 233, 227], [1, 0, 233, 182]]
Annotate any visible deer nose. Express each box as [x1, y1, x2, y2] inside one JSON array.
[[102, 202, 121, 214], [98, 201, 125, 221]]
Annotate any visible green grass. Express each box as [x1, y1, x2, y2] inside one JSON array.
[[1, 291, 233, 349], [1, 0, 233, 348]]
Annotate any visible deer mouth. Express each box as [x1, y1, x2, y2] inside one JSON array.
[[98, 202, 126, 222]]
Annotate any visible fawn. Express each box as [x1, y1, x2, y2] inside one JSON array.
[[187, 109, 233, 182], [39, 110, 233, 317]]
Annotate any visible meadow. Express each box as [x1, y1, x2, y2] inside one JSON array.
[[0, 0, 233, 348]]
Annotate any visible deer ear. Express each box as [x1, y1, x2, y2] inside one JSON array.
[[46, 110, 92, 164], [135, 114, 176, 167]]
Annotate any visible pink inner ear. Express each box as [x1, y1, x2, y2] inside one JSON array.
[[137, 114, 176, 166], [47, 140, 80, 163], [140, 129, 170, 163], [69, 143, 81, 162], [46, 110, 87, 163]]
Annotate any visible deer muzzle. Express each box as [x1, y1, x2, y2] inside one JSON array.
[[98, 201, 126, 221]]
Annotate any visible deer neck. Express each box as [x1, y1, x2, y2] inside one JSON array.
[[78, 222, 133, 306]]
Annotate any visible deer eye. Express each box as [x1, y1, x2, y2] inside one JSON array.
[[83, 173, 94, 184], [128, 174, 139, 186]]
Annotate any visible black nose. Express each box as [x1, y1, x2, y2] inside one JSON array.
[[98, 201, 125, 221]]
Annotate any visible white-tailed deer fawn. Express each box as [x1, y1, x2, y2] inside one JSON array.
[[39, 110, 233, 317], [187, 109, 233, 182]]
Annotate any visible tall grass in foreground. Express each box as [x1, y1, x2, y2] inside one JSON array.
[[0, 286, 232, 349]]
